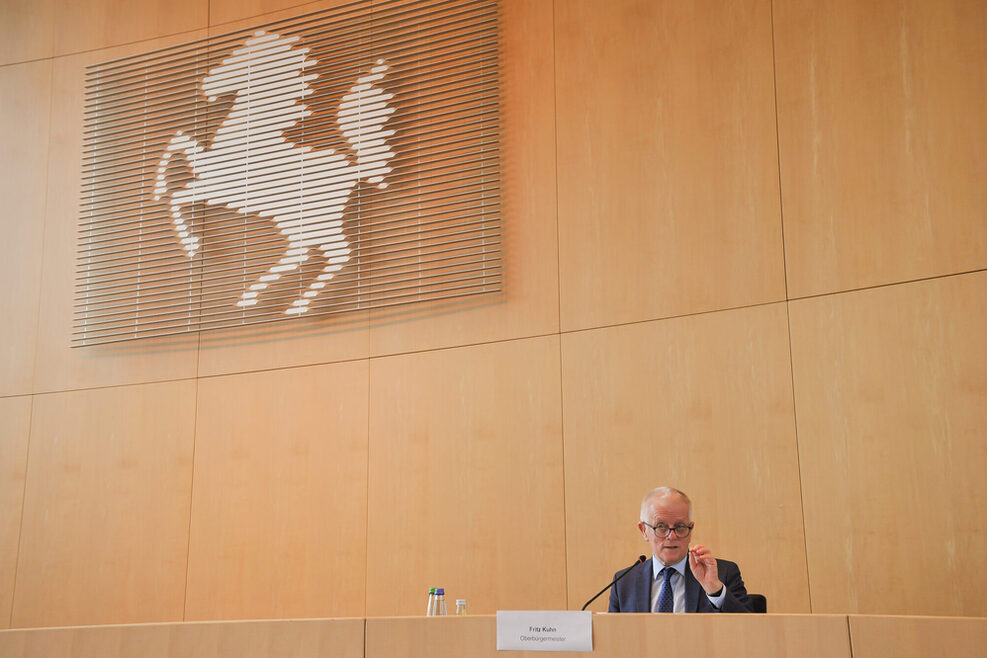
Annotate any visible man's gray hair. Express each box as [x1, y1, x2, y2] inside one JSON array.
[[640, 486, 693, 522]]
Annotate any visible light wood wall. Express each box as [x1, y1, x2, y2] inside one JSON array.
[[0, 0, 984, 629]]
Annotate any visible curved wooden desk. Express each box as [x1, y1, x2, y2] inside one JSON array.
[[0, 614, 983, 657]]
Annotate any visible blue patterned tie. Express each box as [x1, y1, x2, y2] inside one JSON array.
[[658, 568, 674, 613]]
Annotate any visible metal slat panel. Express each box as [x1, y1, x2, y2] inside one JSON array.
[[78, 169, 500, 240], [76, 260, 502, 324], [75, 247, 502, 307], [77, 216, 502, 281], [84, 9, 499, 102], [76, 281, 503, 345], [74, 0, 502, 346], [82, 23, 500, 123]]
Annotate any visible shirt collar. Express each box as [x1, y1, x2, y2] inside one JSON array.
[[652, 554, 688, 580]]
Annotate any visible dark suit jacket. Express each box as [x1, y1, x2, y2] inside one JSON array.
[[608, 556, 752, 613]]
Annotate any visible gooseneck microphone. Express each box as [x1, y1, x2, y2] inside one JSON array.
[[581, 555, 647, 611]]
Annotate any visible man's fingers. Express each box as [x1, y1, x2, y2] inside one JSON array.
[[689, 546, 717, 571]]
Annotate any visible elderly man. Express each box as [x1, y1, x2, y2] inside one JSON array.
[[608, 487, 752, 613]]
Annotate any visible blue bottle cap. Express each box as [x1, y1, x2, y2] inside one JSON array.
[[436, 588, 445, 595]]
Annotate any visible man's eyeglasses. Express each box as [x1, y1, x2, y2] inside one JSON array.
[[643, 521, 694, 538]]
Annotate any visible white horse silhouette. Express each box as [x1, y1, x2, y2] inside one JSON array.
[[153, 30, 394, 315]]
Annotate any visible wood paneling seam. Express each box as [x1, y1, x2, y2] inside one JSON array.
[[768, 0, 791, 302], [770, 0, 814, 614], [549, 0, 570, 609], [7, 395, 35, 627], [181, 375, 200, 622], [28, 62, 54, 397]]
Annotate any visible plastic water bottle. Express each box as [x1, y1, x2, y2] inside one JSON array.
[[455, 599, 467, 615], [426, 587, 436, 616], [435, 587, 448, 615]]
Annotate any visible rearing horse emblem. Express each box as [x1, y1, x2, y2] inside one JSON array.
[[153, 30, 395, 315]]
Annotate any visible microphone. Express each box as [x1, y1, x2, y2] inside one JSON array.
[[581, 555, 647, 611]]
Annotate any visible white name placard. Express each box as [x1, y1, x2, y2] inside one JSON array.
[[495, 610, 593, 652]]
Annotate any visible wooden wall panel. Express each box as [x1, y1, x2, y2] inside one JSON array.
[[367, 0, 560, 356], [0, 397, 32, 629], [32, 38, 205, 394], [11, 381, 196, 628], [561, 303, 809, 612], [0, 0, 54, 65], [790, 272, 987, 616], [849, 615, 987, 658], [554, 0, 785, 332], [196, 316, 369, 379], [0, 618, 365, 658], [185, 362, 370, 620], [775, 0, 987, 298], [0, 61, 51, 397], [2, 0, 983, 628], [52, 0, 207, 56], [366, 336, 566, 615]]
